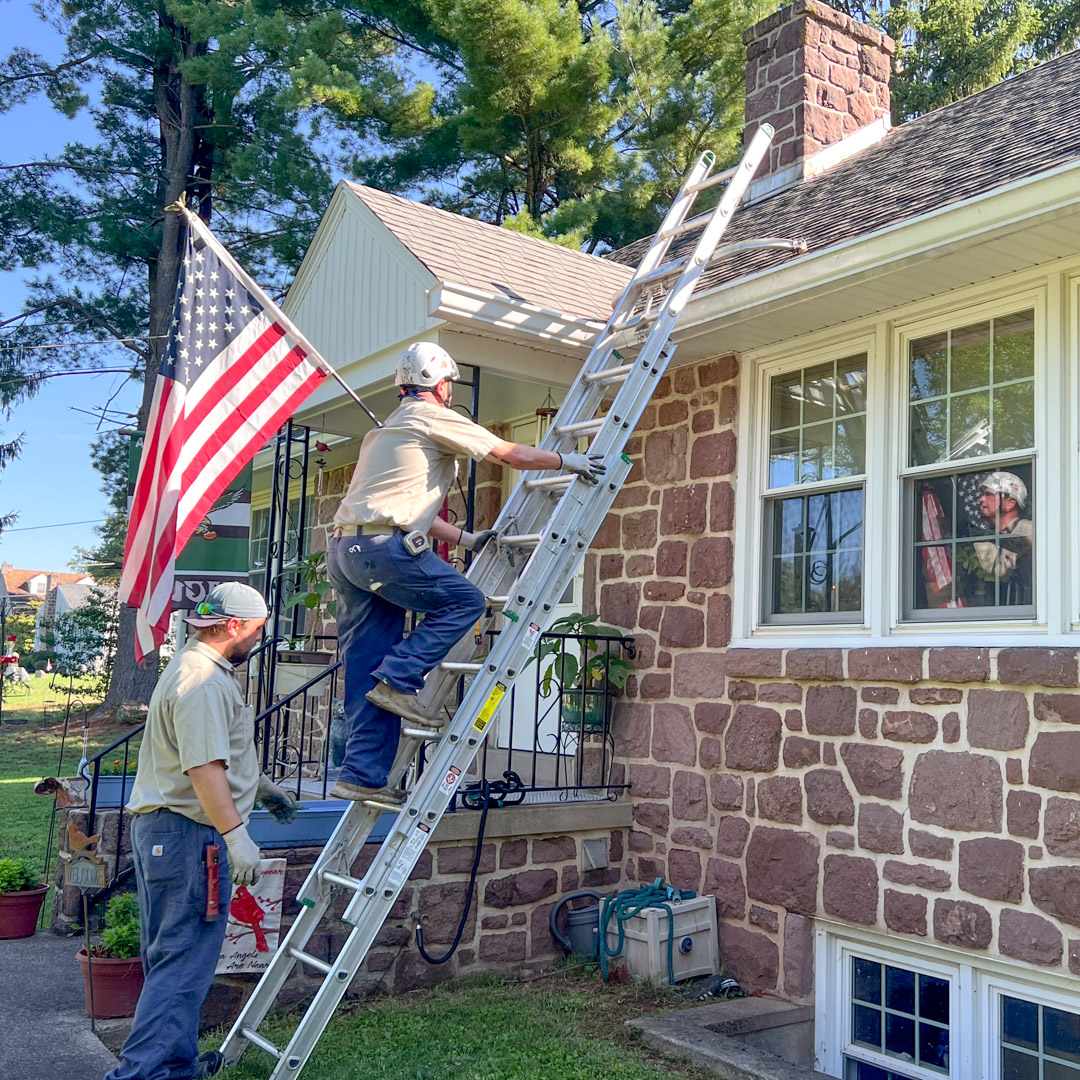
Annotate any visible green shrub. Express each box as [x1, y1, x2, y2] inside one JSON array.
[[99, 892, 141, 959], [0, 858, 40, 893]]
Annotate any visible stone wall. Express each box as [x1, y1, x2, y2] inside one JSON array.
[[594, 354, 1080, 998]]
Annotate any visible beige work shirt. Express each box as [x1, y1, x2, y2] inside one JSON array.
[[127, 640, 259, 827], [335, 397, 501, 533]]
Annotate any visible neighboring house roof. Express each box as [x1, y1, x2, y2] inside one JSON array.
[[3, 568, 90, 597], [347, 184, 633, 322], [610, 49, 1080, 289], [54, 582, 103, 611]]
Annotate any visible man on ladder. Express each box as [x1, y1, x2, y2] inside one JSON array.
[[327, 340, 605, 805]]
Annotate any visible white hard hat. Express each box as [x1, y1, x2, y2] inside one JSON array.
[[979, 471, 1028, 509], [395, 342, 460, 388]]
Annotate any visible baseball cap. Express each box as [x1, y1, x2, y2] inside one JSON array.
[[979, 471, 1028, 509], [184, 582, 268, 627]]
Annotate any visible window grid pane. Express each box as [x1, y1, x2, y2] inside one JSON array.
[[768, 486, 863, 616], [908, 310, 1034, 467], [769, 354, 867, 488], [849, 957, 950, 1075], [1002, 996, 1080, 1079]]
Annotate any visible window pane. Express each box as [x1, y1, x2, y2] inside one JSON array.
[[854, 958, 882, 1004], [995, 310, 1035, 382], [910, 332, 948, 401], [1044, 1005, 1080, 1064], [771, 370, 802, 431], [885, 966, 915, 1015], [1045, 1062, 1080, 1080], [1003, 997, 1039, 1050], [920, 1023, 949, 1072], [885, 1013, 915, 1060], [768, 490, 863, 617], [802, 421, 834, 483], [919, 975, 950, 1025], [908, 309, 1034, 467], [853, 1003, 882, 1048], [770, 430, 799, 488], [910, 401, 948, 466], [910, 464, 1034, 614], [950, 320, 991, 392], [836, 418, 866, 476], [993, 381, 1035, 453], [950, 389, 991, 459], [1003, 1048, 1040, 1080], [836, 355, 868, 414], [803, 362, 836, 424], [845, 1061, 907, 1080]]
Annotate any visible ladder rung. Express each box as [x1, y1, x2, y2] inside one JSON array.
[[401, 725, 443, 741], [500, 533, 542, 546], [287, 947, 334, 976], [321, 870, 364, 892], [684, 164, 737, 194], [553, 418, 603, 437], [631, 256, 688, 290], [583, 363, 633, 385], [242, 1028, 282, 1059], [658, 212, 711, 241], [441, 660, 484, 672], [524, 476, 573, 491]]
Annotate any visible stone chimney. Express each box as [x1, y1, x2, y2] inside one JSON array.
[[743, 0, 895, 199]]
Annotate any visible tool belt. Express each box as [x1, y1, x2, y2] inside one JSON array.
[[332, 523, 398, 538]]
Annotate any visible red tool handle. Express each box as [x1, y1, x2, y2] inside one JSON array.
[[205, 844, 220, 920]]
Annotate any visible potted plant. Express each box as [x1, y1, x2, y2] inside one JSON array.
[[535, 613, 636, 735], [77, 892, 144, 1019], [282, 550, 337, 659], [0, 858, 48, 939], [91, 755, 140, 808]]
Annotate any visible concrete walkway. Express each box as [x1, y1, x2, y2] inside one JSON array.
[[0, 930, 118, 1079]]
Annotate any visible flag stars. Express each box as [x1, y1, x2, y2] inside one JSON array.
[[194, 250, 204, 263], [240, 305, 251, 316], [208, 322, 218, 334], [224, 322, 234, 333], [179, 346, 189, 360], [208, 305, 218, 316], [225, 288, 234, 300], [210, 270, 219, 281], [209, 288, 218, 299]]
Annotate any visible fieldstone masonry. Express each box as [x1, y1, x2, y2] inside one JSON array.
[[594, 352, 1080, 997]]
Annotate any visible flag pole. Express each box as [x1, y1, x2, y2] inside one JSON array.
[[165, 196, 382, 428]]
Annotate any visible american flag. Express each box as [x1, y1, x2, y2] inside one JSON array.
[[119, 212, 328, 660]]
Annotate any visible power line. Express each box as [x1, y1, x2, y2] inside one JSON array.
[[4, 518, 104, 532], [0, 337, 163, 353]]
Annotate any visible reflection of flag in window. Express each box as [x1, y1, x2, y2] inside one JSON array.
[[921, 487, 966, 607]]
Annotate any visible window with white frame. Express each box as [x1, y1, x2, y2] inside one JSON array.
[[762, 353, 867, 623], [903, 310, 1035, 619], [818, 932, 1080, 1080]]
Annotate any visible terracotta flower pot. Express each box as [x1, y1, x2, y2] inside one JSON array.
[[77, 948, 145, 1019], [0, 885, 49, 939]]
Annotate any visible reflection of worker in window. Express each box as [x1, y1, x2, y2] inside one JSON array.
[[971, 471, 1033, 603]]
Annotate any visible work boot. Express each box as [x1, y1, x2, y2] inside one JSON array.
[[192, 1050, 224, 1078], [330, 780, 407, 805], [366, 681, 446, 731]]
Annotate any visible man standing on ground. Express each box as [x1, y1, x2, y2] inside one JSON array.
[[106, 582, 298, 1080], [327, 341, 603, 805]]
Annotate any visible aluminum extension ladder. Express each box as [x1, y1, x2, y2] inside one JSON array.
[[222, 121, 800, 1077]]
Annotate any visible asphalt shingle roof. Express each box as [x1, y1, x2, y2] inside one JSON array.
[[609, 49, 1080, 289], [348, 184, 632, 323]]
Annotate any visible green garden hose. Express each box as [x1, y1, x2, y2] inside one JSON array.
[[598, 878, 695, 986]]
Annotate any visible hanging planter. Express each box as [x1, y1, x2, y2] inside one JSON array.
[[560, 689, 611, 735]]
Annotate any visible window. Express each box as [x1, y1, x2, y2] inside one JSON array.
[[845, 957, 950, 1079], [904, 310, 1035, 620], [1000, 995, 1080, 1079], [763, 354, 867, 623], [249, 496, 312, 600]]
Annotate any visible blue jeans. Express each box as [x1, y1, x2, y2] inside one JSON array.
[[326, 532, 486, 787], [105, 811, 231, 1080]]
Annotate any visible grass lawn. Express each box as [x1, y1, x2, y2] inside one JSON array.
[[0, 678, 133, 877], [210, 971, 712, 1080]]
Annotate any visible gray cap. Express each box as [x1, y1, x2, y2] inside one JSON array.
[[184, 582, 268, 627]]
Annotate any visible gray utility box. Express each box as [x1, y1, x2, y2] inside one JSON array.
[[606, 894, 718, 983]]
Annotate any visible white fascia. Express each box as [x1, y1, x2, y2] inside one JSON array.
[[674, 155, 1080, 341], [429, 281, 607, 356]]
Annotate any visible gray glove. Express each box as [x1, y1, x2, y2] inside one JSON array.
[[459, 528, 498, 553], [222, 824, 262, 887], [559, 452, 606, 485], [257, 773, 299, 824]]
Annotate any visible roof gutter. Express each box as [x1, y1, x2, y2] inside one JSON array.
[[675, 155, 1080, 338]]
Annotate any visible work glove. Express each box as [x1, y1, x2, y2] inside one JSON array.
[[257, 773, 299, 824], [559, 452, 606, 485], [222, 823, 262, 887], [459, 528, 498, 553]]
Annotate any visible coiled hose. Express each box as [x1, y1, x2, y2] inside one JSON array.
[[598, 878, 695, 986]]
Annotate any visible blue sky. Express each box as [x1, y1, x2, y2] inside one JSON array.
[[0, 0, 143, 572]]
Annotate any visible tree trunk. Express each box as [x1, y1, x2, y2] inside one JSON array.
[[98, 11, 209, 714]]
